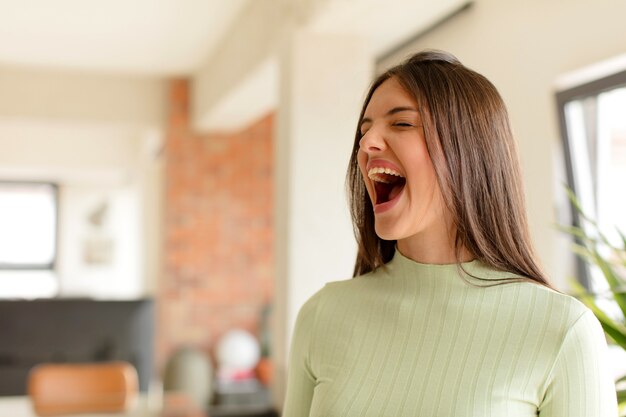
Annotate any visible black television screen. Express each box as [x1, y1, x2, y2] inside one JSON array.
[[0, 298, 154, 396]]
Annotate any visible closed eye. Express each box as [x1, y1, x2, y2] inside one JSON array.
[[393, 122, 414, 127]]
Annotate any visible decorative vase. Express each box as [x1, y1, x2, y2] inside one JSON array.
[[163, 346, 213, 410]]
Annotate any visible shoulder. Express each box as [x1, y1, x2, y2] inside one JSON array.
[[296, 277, 364, 314], [466, 262, 593, 327], [295, 269, 384, 317], [294, 285, 327, 323], [447, 263, 597, 347], [537, 289, 613, 412], [532, 282, 604, 343], [294, 278, 356, 319], [492, 275, 593, 323], [496, 279, 601, 355], [514, 280, 591, 323]]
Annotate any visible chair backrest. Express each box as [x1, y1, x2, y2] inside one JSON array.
[[27, 361, 138, 416]]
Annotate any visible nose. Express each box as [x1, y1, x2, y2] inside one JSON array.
[[359, 125, 386, 154]]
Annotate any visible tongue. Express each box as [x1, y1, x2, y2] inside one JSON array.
[[388, 183, 404, 201]]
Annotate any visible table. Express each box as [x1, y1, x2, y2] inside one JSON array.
[[0, 394, 206, 417], [0, 394, 281, 417]]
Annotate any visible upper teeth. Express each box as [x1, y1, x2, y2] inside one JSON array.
[[368, 167, 404, 183]]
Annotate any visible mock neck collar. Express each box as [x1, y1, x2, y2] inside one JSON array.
[[385, 248, 510, 281]]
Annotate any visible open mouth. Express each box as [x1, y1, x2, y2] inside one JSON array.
[[367, 167, 406, 205]]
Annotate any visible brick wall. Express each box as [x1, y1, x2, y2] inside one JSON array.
[[158, 79, 274, 370]]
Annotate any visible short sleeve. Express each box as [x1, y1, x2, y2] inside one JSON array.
[[282, 287, 325, 417], [538, 309, 618, 417]]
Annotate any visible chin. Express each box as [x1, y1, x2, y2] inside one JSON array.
[[374, 221, 404, 241]]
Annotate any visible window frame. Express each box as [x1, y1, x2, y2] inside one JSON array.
[[556, 68, 626, 290], [0, 181, 59, 271]]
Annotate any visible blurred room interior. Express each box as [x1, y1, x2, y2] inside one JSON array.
[[0, 0, 625, 416]]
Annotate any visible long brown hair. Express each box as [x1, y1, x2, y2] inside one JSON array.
[[347, 50, 555, 289]]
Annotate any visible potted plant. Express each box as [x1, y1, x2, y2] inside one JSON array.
[[556, 186, 626, 415]]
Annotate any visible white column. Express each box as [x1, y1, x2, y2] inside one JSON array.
[[272, 29, 373, 409]]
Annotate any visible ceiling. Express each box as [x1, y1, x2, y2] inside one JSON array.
[[0, 0, 468, 76], [308, 0, 469, 58], [0, 0, 248, 76], [0, 0, 470, 184]]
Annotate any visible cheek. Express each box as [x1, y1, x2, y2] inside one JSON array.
[[405, 157, 438, 201], [356, 150, 374, 196], [357, 150, 368, 179]]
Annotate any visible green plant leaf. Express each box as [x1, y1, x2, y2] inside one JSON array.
[[562, 186, 621, 252], [597, 315, 626, 350], [571, 242, 595, 261], [554, 223, 584, 239], [618, 388, 626, 404], [563, 185, 599, 227], [559, 184, 626, 407], [569, 241, 626, 292], [586, 306, 626, 349], [560, 220, 626, 267], [617, 227, 626, 252], [569, 279, 626, 349], [589, 247, 626, 318]]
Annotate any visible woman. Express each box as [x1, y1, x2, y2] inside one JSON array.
[[282, 50, 617, 416]]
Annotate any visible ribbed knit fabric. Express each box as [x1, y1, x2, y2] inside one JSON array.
[[282, 250, 618, 416]]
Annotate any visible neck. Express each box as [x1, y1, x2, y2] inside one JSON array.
[[397, 232, 474, 265]]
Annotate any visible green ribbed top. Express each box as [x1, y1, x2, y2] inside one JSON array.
[[282, 250, 617, 416]]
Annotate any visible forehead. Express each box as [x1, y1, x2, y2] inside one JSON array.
[[364, 77, 418, 116]]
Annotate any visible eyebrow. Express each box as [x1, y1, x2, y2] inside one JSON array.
[[360, 106, 419, 128]]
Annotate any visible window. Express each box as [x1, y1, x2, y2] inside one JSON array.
[[557, 68, 626, 292], [0, 182, 58, 270]]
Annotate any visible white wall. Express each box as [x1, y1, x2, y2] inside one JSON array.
[[272, 29, 373, 409], [378, 0, 626, 290], [0, 67, 165, 298], [0, 65, 165, 126], [0, 119, 137, 182]]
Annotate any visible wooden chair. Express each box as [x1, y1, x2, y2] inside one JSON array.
[[27, 361, 138, 416]]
